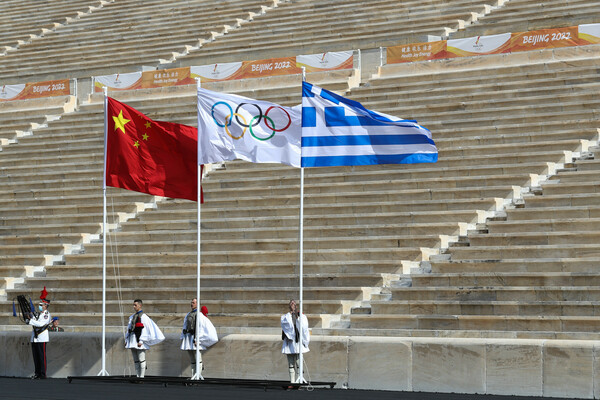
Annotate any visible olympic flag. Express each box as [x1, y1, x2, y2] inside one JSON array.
[[301, 82, 438, 167], [197, 88, 301, 167]]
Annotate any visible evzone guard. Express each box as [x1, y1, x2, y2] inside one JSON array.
[[180, 299, 218, 378], [125, 299, 164, 378]]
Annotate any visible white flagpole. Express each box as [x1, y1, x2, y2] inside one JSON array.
[[193, 78, 203, 380], [99, 86, 109, 376], [298, 67, 306, 384]]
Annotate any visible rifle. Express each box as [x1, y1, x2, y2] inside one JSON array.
[[13, 295, 37, 323], [13, 295, 47, 338]]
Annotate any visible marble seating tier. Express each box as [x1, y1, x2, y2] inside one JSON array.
[[0, 0, 275, 82], [180, 0, 497, 65], [0, 0, 101, 51], [356, 144, 600, 337], [1, 46, 600, 342]]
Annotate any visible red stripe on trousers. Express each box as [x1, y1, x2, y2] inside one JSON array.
[[43, 342, 46, 376]]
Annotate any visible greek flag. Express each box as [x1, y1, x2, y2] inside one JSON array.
[[301, 82, 438, 167]]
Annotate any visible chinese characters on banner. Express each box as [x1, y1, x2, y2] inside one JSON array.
[[143, 67, 194, 87], [387, 41, 447, 63], [94, 67, 194, 92], [388, 23, 600, 64], [3, 25, 599, 102], [95, 51, 354, 92]]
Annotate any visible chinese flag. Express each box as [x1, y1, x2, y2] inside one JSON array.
[[106, 97, 202, 202]]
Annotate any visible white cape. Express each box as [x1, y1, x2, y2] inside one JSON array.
[[125, 313, 165, 350], [281, 312, 309, 354], [180, 312, 218, 351]]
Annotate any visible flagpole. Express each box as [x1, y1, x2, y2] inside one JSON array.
[[99, 86, 109, 376], [298, 67, 306, 384], [194, 78, 203, 380]]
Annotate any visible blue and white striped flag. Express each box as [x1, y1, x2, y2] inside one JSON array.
[[301, 82, 438, 167]]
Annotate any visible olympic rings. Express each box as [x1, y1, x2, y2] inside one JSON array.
[[249, 115, 275, 141], [212, 101, 233, 128], [225, 113, 247, 139], [210, 101, 292, 141], [263, 106, 291, 132], [235, 103, 262, 128]]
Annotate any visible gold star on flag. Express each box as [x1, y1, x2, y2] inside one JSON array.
[[145, 121, 151, 129], [142, 133, 149, 141], [133, 140, 140, 148], [113, 110, 130, 134]]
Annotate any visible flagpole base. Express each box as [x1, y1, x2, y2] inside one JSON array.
[[97, 369, 109, 376], [191, 372, 204, 381]]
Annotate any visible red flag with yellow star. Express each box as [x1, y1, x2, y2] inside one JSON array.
[[106, 97, 202, 202]]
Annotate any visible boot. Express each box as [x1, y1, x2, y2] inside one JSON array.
[[139, 360, 146, 378]]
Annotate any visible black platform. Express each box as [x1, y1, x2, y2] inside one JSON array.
[[68, 374, 336, 390], [0, 376, 583, 400]]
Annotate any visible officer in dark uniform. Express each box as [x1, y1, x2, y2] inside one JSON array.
[[48, 317, 64, 332]]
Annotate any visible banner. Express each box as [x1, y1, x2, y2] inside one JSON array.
[[191, 52, 353, 82], [296, 51, 353, 72], [447, 33, 512, 57], [0, 79, 70, 102], [95, 67, 193, 92], [95, 72, 142, 92], [579, 23, 600, 44], [194, 56, 303, 81], [387, 41, 446, 64], [0, 84, 25, 101], [509, 26, 579, 52], [142, 67, 194, 88], [190, 62, 243, 82], [96, 51, 355, 90], [387, 23, 600, 64], [237, 56, 302, 79]]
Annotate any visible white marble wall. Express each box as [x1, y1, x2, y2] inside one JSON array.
[[1, 331, 598, 398]]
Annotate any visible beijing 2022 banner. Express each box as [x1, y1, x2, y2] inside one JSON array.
[[95, 51, 355, 92], [0, 79, 70, 102], [388, 23, 600, 64]]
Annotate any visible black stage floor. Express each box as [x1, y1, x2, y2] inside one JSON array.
[[0, 377, 582, 400]]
